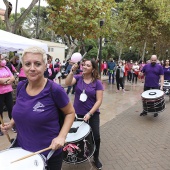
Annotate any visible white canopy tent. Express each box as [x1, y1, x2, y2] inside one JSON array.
[[0, 29, 48, 53]]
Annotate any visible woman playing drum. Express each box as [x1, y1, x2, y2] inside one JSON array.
[[65, 59, 103, 170], [0, 46, 75, 170]]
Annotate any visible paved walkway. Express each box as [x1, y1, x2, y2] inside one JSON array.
[[1, 77, 170, 170]]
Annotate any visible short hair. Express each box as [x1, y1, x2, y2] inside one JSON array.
[[21, 46, 47, 64]]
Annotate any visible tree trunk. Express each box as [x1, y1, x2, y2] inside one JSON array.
[[64, 35, 78, 60], [3, 0, 39, 33], [141, 41, 146, 61]]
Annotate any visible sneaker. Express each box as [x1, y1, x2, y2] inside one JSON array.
[[93, 159, 102, 170], [123, 89, 126, 93], [154, 113, 158, 117], [140, 112, 147, 116]]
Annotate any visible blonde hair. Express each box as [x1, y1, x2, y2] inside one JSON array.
[[21, 46, 47, 64]]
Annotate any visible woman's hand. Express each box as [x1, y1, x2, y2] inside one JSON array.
[[50, 136, 65, 150], [0, 122, 13, 135], [71, 63, 79, 73], [83, 113, 91, 122]]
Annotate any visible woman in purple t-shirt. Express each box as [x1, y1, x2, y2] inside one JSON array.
[[163, 59, 170, 81], [0, 47, 75, 170], [65, 59, 104, 170]]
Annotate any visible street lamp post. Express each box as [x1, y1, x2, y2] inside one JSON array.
[[166, 49, 168, 58], [153, 43, 156, 55], [129, 46, 132, 53], [98, 20, 104, 77], [15, 0, 18, 22]]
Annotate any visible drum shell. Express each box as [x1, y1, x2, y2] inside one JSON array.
[[142, 96, 165, 113], [63, 122, 95, 164]]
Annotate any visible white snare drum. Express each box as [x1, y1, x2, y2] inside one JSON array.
[[0, 148, 45, 170], [63, 121, 95, 164], [163, 80, 170, 95], [141, 89, 165, 113]]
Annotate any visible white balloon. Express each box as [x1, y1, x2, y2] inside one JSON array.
[[71, 52, 82, 63]]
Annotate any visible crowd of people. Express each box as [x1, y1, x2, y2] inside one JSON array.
[[1, 47, 170, 169], [0, 48, 104, 170]]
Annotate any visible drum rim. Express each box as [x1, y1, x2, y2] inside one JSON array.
[[0, 147, 46, 169], [66, 129, 91, 143], [66, 121, 91, 143], [141, 89, 164, 99]]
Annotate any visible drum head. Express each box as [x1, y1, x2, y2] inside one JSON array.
[[141, 89, 164, 99], [163, 82, 170, 87], [0, 148, 44, 170], [66, 121, 90, 143]]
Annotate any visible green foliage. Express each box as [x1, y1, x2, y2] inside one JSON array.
[[47, 0, 116, 41], [0, 18, 6, 30], [111, 0, 170, 59]]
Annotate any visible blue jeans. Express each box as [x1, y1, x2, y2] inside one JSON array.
[[108, 72, 114, 84]]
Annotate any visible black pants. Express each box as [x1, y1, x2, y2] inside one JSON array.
[[116, 77, 124, 90], [0, 92, 13, 120], [132, 73, 138, 84], [103, 69, 107, 75], [127, 71, 132, 81], [47, 152, 63, 170]]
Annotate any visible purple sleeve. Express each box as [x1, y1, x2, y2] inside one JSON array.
[[74, 75, 82, 83], [96, 80, 104, 91], [160, 65, 164, 75], [51, 83, 70, 108]]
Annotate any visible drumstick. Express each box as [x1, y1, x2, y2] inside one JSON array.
[[0, 115, 11, 143], [11, 147, 52, 163]]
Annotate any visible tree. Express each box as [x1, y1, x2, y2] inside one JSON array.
[[110, 0, 170, 60], [47, 0, 116, 59], [3, 0, 39, 33]]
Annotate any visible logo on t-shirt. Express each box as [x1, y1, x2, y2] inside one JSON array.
[[33, 102, 45, 112]]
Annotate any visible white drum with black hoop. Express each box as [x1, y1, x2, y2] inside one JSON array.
[[141, 89, 165, 113], [63, 121, 95, 164], [163, 80, 170, 95], [0, 148, 45, 170]]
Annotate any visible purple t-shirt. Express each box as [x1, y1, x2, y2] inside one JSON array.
[[163, 66, 170, 80], [12, 80, 69, 156], [73, 75, 104, 115], [142, 63, 164, 87]]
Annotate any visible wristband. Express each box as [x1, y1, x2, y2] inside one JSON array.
[[4, 80, 9, 84], [87, 112, 93, 117]]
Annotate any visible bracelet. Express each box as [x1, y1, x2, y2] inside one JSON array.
[[87, 112, 93, 117], [4, 80, 8, 84]]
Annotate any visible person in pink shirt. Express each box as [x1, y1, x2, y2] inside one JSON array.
[[0, 54, 15, 136], [103, 61, 108, 76], [18, 63, 27, 81]]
